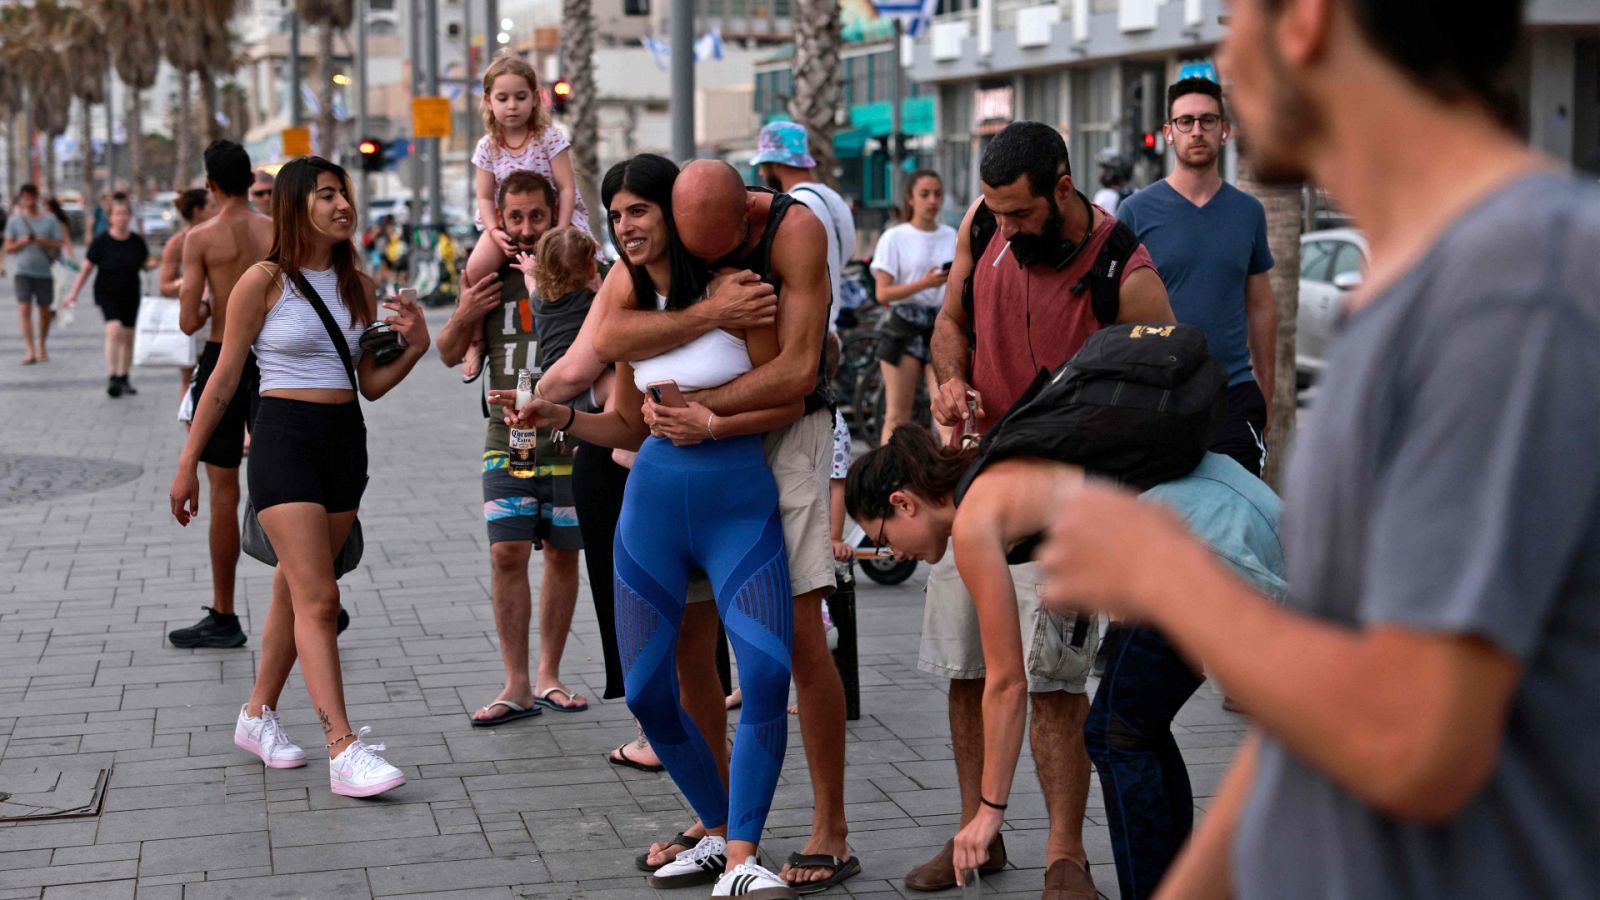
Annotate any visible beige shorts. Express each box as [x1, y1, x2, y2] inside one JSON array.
[[918, 546, 1095, 693], [687, 408, 837, 604]]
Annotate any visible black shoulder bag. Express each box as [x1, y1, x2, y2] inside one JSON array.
[[240, 268, 366, 577]]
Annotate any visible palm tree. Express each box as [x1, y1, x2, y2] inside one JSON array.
[[294, 0, 353, 157], [23, 0, 72, 196], [0, 8, 30, 195], [65, 7, 107, 213], [172, 70, 196, 187], [788, 0, 842, 186], [109, 0, 165, 203], [560, 0, 599, 240], [1236, 155, 1303, 488]]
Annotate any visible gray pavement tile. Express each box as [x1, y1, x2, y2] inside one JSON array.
[[0, 824, 98, 854], [374, 890, 513, 900], [136, 833, 269, 879], [39, 883, 134, 900], [95, 802, 266, 845], [366, 857, 550, 895], [179, 868, 370, 900], [271, 833, 491, 876], [268, 803, 439, 848], [46, 846, 140, 867], [0, 861, 139, 891], [0, 853, 51, 873]]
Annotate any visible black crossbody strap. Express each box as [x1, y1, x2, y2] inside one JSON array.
[[285, 267, 360, 393]]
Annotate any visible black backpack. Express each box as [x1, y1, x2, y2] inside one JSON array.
[[959, 199, 1141, 345], [954, 323, 1227, 507]]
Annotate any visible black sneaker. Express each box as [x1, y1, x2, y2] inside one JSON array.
[[107, 377, 123, 398], [336, 605, 350, 635], [168, 607, 247, 648], [118, 376, 137, 396]]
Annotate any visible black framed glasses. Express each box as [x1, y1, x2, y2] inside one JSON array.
[[872, 518, 893, 558], [1170, 114, 1223, 133]]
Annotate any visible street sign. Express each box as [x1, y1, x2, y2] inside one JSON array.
[[281, 127, 312, 158], [412, 97, 453, 139]]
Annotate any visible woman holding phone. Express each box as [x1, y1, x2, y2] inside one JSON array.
[[871, 169, 956, 445], [169, 157, 430, 799], [493, 153, 803, 899]]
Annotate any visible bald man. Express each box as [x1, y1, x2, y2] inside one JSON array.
[[593, 159, 856, 891]]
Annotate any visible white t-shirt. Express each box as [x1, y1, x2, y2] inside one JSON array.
[[871, 222, 957, 310], [787, 182, 855, 332], [1094, 187, 1123, 215]]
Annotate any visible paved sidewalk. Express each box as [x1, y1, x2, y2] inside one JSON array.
[[0, 296, 1247, 899]]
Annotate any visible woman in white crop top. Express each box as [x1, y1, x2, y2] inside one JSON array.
[[169, 157, 430, 800], [490, 155, 804, 897]]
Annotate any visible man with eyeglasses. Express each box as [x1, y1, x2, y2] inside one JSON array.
[[1116, 76, 1277, 477], [249, 170, 274, 212]]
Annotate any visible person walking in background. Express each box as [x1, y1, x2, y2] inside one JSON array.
[[872, 169, 957, 446], [64, 193, 155, 398], [161, 188, 217, 411], [170, 156, 430, 799], [1035, 0, 1600, 896], [4, 184, 64, 365], [1116, 76, 1278, 476], [250, 170, 275, 213]]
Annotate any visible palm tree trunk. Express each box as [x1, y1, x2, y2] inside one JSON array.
[[561, 0, 599, 240], [174, 71, 193, 189], [1236, 156, 1303, 489], [43, 133, 56, 196], [199, 66, 223, 143], [317, 25, 337, 158], [126, 84, 145, 204], [789, 0, 841, 186], [80, 97, 96, 213]]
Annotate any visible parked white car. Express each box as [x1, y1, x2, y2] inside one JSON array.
[[1297, 228, 1368, 384]]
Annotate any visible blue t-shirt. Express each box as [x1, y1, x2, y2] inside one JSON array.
[[1117, 181, 1273, 386]]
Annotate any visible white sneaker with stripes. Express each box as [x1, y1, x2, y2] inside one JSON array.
[[649, 834, 728, 889], [712, 855, 797, 899]]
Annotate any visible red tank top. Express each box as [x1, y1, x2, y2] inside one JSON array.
[[970, 206, 1155, 431]]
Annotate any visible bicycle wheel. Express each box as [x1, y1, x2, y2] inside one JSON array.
[[836, 332, 881, 414], [853, 364, 886, 445]]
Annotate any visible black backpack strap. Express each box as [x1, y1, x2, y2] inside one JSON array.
[[1086, 219, 1141, 326], [960, 202, 998, 347], [286, 268, 360, 393]]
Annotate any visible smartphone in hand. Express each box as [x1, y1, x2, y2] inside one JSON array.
[[646, 380, 687, 408]]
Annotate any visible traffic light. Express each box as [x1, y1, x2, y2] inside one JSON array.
[[358, 138, 385, 173], [1140, 130, 1163, 159], [550, 79, 572, 115]]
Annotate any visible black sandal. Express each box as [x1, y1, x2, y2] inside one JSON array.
[[634, 832, 699, 872], [784, 852, 861, 895]]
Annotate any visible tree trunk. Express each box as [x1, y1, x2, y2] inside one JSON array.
[[1236, 155, 1304, 490], [43, 134, 56, 197], [174, 71, 193, 190], [561, 0, 599, 241], [80, 97, 96, 214], [199, 66, 223, 143], [788, 0, 841, 186], [126, 84, 145, 204], [318, 25, 338, 158]]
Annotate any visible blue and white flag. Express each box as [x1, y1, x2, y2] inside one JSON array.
[[641, 28, 725, 71], [300, 83, 321, 115]]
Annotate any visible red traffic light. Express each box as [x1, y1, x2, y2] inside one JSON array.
[[552, 80, 572, 97], [1142, 131, 1157, 150], [358, 139, 381, 156]]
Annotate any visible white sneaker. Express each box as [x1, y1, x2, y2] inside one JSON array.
[[713, 855, 797, 898], [648, 834, 729, 889], [328, 726, 406, 798], [234, 704, 307, 769]]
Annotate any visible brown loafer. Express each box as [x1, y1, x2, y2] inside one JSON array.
[[904, 834, 1007, 892], [1042, 858, 1097, 900]]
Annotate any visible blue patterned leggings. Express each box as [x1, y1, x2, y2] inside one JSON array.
[[613, 435, 793, 843]]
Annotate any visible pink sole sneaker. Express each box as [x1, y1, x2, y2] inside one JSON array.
[[235, 734, 308, 768], [331, 773, 407, 797]]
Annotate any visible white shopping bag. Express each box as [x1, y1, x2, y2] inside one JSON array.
[[133, 296, 198, 368]]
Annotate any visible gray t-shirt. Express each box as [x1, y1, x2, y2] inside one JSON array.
[[5, 211, 63, 278], [1234, 172, 1600, 898]]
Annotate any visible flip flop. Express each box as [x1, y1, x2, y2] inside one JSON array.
[[469, 699, 541, 728], [534, 686, 589, 713], [635, 832, 699, 872], [784, 852, 862, 895], [607, 741, 665, 773]]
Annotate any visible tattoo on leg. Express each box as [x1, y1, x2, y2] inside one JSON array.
[[317, 708, 333, 735]]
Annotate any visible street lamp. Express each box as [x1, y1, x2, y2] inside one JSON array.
[[332, 73, 351, 85], [500, 17, 513, 29], [496, 31, 510, 44]]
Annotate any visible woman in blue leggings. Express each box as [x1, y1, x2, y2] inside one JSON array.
[[496, 154, 802, 899]]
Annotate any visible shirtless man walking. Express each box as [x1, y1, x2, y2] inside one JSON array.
[[166, 141, 277, 649]]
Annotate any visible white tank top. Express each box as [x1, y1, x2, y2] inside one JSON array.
[[631, 294, 752, 392], [253, 267, 365, 392]]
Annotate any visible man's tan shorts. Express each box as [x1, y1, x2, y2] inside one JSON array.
[[917, 547, 1095, 693], [687, 408, 837, 604]]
